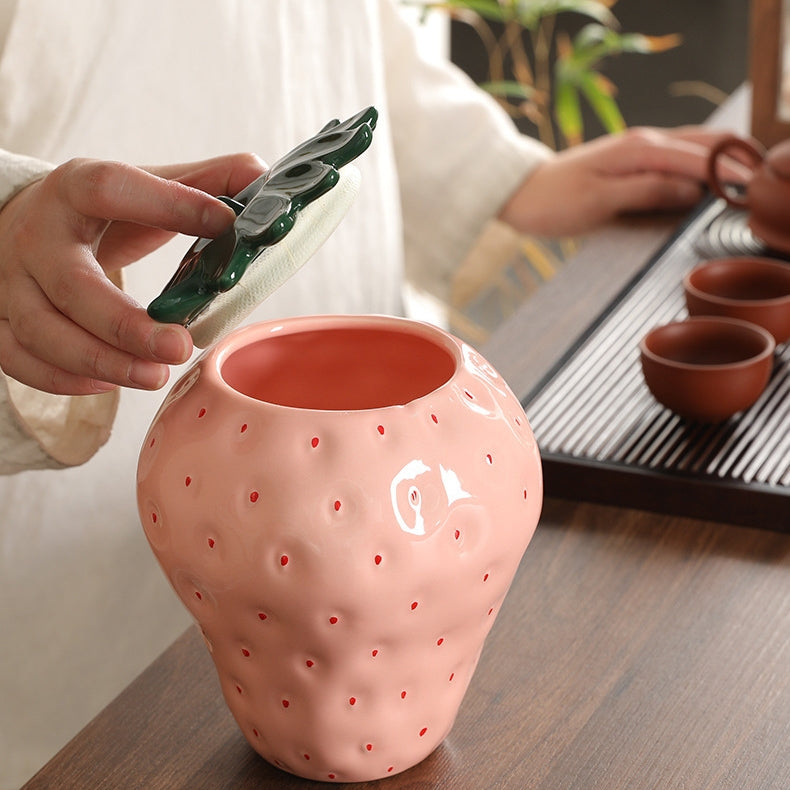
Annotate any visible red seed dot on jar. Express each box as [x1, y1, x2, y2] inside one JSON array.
[[366, 743, 373, 751], [151, 512, 158, 524], [185, 475, 192, 487], [194, 591, 202, 601], [240, 423, 248, 433], [388, 767, 394, 773], [282, 699, 290, 708], [485, 453, 493, 465], [410, 601, 418, 611], [483, 573, 489, 582], [371, 649, 379, 657], [329, 616, 338, 625], [328, 774, 336, 780], [374, 554, 382, 565], [377, 425, 385, 435], [304, 753, 310, 761], [454, 530, 460, 540], [252, 728, 259, 738], [250, 491, 259, 503], [349, 697, 356, 706], [333, 499, 342, 512], [305, 659, 314, 668], [207, 537, 215, 548], [419, 727, 428, 737], [280, 555, 289, 567], [431, 414, 438, 424], [258, 612, 267, 621], [198, 408, 206, 418], [401, 691, 407, 699], [235, 685, 242, 694], [436, 638, 444, 646], [311, 436, 319, 448], [449, 672, 455, 682], [241, 647, 250, 657]]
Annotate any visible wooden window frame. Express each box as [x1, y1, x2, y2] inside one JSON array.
[[751, 0, 790, 146]]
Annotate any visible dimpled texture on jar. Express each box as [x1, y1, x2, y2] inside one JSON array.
[[136, 315, 542, 783]]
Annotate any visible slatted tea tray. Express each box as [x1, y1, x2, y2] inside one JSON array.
[[523, 198, 790, 531]]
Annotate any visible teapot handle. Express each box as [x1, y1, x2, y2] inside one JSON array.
[[707, 135, 765, 208]]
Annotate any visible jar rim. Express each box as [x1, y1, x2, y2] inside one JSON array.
[[208, 315, 462, 412]]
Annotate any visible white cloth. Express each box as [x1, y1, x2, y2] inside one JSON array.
[[0, 1, 550, 786]]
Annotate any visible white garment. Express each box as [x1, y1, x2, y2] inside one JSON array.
[[0, 1, 550, 786]]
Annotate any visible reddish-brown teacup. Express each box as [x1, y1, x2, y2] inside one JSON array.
[[683, 256, 790, 343], [640, 317, 775, 422]]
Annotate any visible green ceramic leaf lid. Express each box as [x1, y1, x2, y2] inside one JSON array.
[[148, 107, 377, 346]]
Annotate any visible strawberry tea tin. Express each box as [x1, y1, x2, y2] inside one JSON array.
[[136, 314, 542, 782]]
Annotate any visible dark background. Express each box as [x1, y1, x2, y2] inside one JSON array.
[[450, 0, 751, 141]]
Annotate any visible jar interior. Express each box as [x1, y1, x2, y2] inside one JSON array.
[[221, 326, 457, 409]]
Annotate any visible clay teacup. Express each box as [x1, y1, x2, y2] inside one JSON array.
[[640, 317, 775, 422], [683, 256, 790, 343], [708, 135, 790, 253]]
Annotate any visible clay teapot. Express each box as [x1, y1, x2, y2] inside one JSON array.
[[708, 135, 790, 252]]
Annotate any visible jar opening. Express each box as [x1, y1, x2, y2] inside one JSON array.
[[221, 326, 456, 409]]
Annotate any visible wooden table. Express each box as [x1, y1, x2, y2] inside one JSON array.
[[23, 87, 790, 790]]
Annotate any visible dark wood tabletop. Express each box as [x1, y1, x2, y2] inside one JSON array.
[[23, 87, 790, 790]]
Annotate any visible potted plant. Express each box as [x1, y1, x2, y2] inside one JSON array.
[[411, 0, 680, 148]]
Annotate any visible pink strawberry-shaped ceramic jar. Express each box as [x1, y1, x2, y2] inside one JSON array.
[[136, 314, 542, 783]]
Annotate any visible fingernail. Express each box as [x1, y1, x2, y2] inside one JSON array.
[[90, 380, 118, 394], [201, 200, 236, 236], [129, 359, 169, 390], [149, 325, 192, 363]]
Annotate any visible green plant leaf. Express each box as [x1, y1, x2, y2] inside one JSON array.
[[565, 24, 679, 73], [554, 79, 584, 146], [578, 71, 625, 133], [411, 0, 619, 29], [412, 0, 512, 24], [615, 31, 682, 54], [511, 0, 618, 30], [555, 53, 624, 141], [572, 21, 614, 50], [576, 24, 680, 55]]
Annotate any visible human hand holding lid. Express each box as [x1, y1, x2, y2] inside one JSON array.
[[0, 152, 265, 395], [148, 107, 378, 348]]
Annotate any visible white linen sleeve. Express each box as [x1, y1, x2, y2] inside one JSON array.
[[0, 147, 120, 474], [0, 147, 54, 203], [378, 0, 554, 298]]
